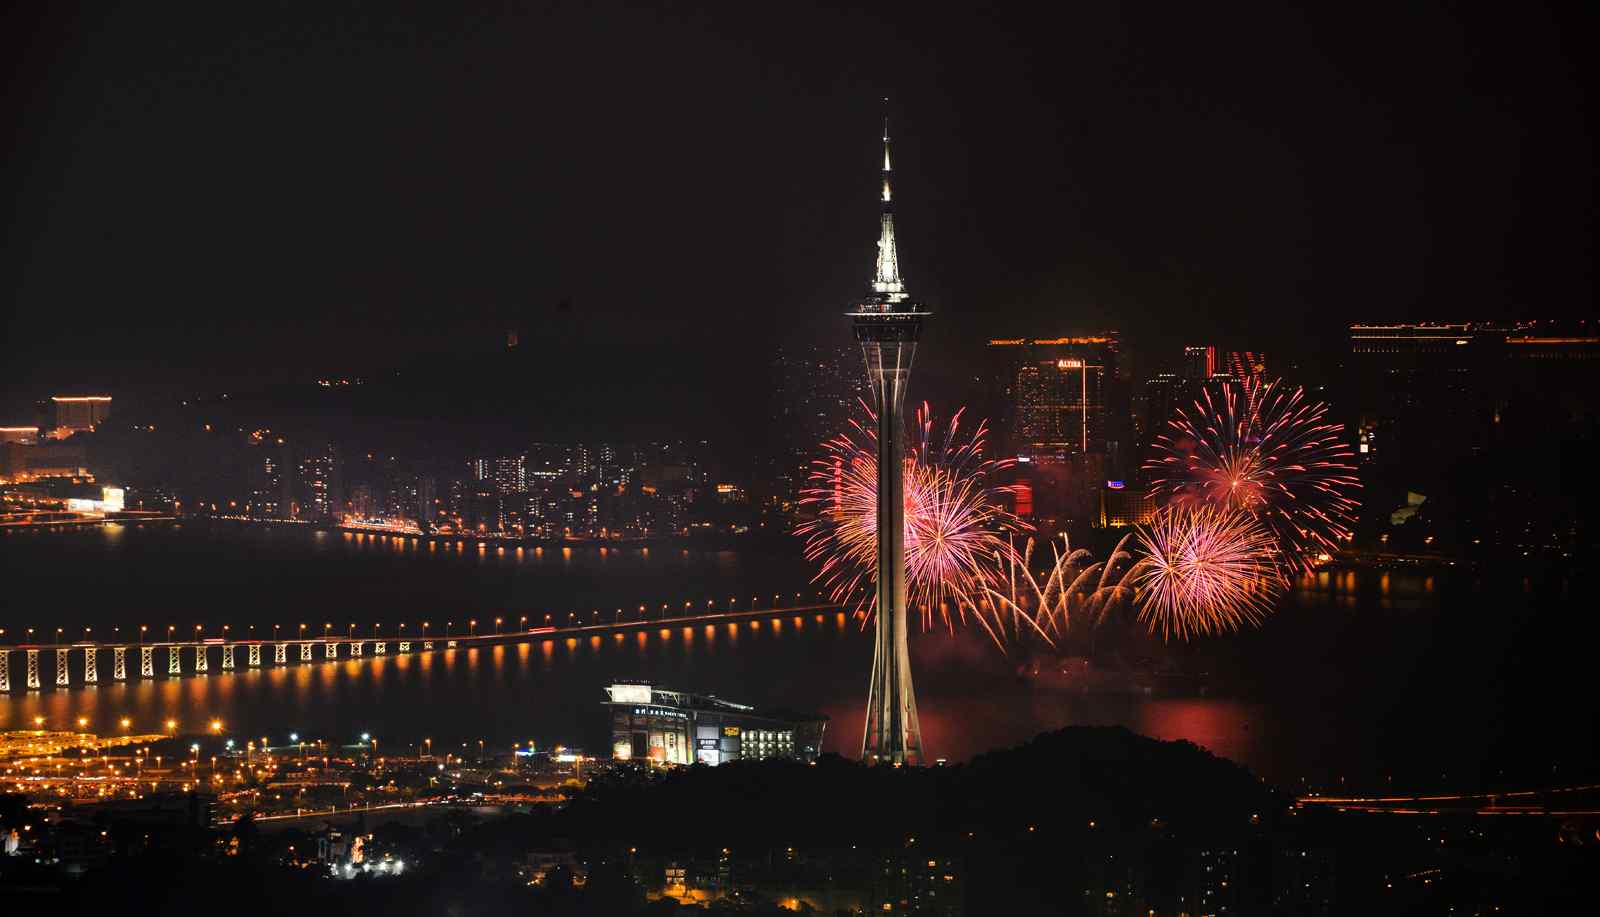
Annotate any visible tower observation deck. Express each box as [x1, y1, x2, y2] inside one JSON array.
[[852, 111, 927, 766]]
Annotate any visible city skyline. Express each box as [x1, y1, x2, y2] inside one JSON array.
[[0, 5, 1594, 913]]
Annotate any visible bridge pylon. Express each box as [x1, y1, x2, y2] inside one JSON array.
[[26, 650, 39, 689], [113, 646, 126, 680], [141, 646, 153, 677], [83, 647, 97, 683], [55, 649, 69, 687]]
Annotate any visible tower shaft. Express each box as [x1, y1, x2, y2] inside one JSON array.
[[857, 331, 923, 764]]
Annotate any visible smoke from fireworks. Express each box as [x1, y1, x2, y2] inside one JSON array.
[[797, 401, 1031, 643], [1145, 378, 1360, 573], [1130, 506, 1283, 641]]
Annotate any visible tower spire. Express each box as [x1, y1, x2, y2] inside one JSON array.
[[873, 100, 906, 303]]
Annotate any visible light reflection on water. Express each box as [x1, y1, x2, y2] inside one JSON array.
[[8, 523, 1575, 788]]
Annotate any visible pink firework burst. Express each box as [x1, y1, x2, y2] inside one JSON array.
[[797, 400, 1031, 643], [1145, 378, 1360, 573], [1130, 506, 1284, 641]]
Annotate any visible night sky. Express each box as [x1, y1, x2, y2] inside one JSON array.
[[3, 2, 1591, 422]]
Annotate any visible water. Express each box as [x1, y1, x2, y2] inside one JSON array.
[[1, 522, 1592, 790]]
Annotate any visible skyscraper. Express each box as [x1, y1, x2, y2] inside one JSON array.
[[853, 112, 926, 766], [1182, 345, 1216, 381], [988, 336, 1121, 461]]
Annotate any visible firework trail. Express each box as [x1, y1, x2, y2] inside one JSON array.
[[797, 401, 1034, 644], [1130, 506, 1283, 641], [1145, 378, 1360, 573], [985, 533, 1145, 639]]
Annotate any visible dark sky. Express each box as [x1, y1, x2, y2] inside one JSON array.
[[3, 2, 1591, 420]]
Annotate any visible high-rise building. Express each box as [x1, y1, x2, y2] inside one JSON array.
[[292, 442, 341, 521], [246, 446, 284, 518], [1182, 345, 1216, 381], [492, 454, 527, 494], [416, 476, 437, 532], [1138, 373, 1180, 449], [989, 336, 1127, 531], [853, 112, 926, 766], [51, 396, 112, 436], [773, 344, 867, 503], [1224, 350, 1267, 382], [988, 336, 1122, 462]]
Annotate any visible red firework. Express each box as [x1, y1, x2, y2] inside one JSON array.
[[1144, 378, 1360, 573], [797, 400, 1030, 641], [1130, 506, 1284, 641]]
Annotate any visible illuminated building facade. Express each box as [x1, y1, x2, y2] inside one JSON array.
[[1099, 482, 1155, 527], [291, 442, 341, 521], [1182, 345, 1216, 381], [0, 427, 38, 445], [853, 114, 926, 765], [603, 682, 826, 766], [246, 447, 284, 518], [989, 336, 1127, 530], [988, 336, 1122, 463], [50, 396, 111, 436], [1349, 321, 1599, 361]]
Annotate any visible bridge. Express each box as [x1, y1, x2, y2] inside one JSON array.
[[0, 596, 850, 692], [1295, 783, 1600, 817]]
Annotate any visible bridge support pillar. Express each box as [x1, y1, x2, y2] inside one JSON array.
[[0, 651, 8, 692], [325, 642, 336, 660], [350, 641, 362, 657], [56, 649, 69, 687], [248, 644, 261, 667], [422, 641, 433, 650], [113, 646, 126, 680], [399, 641, 410, 652], [140, 646, 153, 677], [26, 650, 40, 689], [222, 645, 235, 670], [300, 643, 312, 662], [168, 646, 181, 676], [274, 643, 286, 664], [83, 647, 97, 683], [194, 645, 208, 673], [374, 641, 386, 654]]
